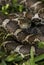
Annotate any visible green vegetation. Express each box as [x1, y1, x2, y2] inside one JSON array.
[[0, 0, 25, 15], [38, 42, 44, 48]]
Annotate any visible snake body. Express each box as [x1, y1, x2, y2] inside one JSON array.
[[0, 0, 44, 55]]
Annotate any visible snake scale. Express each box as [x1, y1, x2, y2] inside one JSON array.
[[0, 0, 44, 55]]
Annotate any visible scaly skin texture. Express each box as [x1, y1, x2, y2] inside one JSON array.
[[0, 0, 44, 55]]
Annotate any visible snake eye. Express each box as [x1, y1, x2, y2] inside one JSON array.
[[38, 8, 44, 19]]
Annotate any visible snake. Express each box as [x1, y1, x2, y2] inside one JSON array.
[[0, 0, 44, 56]]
